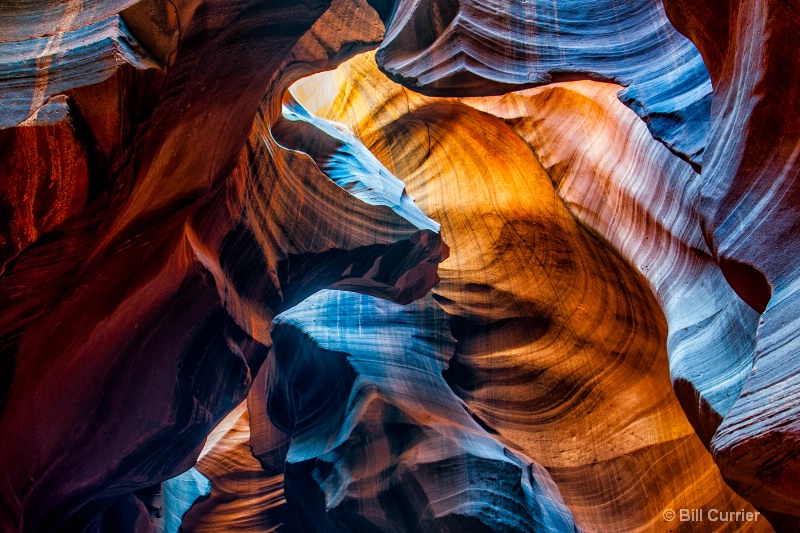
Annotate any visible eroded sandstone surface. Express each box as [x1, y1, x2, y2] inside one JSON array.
[[0, 0, 798, 531]]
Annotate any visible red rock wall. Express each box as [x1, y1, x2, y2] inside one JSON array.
[[1, 0, 798, 531]]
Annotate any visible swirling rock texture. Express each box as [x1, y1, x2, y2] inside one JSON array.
[[0, 0, 446, 530], [268, 291, 578, 532], [1, 0, 799, 532], [459, 81, 760, 450], [291, 55, 771, 532], [372, 0, 713, 170], [179, 402, 286, 532], [661, 0, 800, 523]]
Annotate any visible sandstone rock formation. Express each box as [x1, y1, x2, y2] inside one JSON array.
[[662, 0, 800, 520], [372, 0, 713, 169], [1, 0, 799, 531], [291, 57, 771, 531], [269, 291, 578, 532], [180, 403, 286, 532], [0, 2, 446, 530], [0, 95, 90, 274]]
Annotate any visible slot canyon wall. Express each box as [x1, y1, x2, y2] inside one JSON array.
[[0, 0, 798, 531]]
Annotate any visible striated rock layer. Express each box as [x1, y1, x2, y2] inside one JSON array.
[[0, 96, 89, 275], [181, 403, 286, 532], [291, 52, 774, 532], [2, 0, 799, 530], [372, 0, 713, 169], [267, 291, 578, 532], [458, 80, 759, 457], [662, 0, 800, 519], [0, 1, 446, 530]]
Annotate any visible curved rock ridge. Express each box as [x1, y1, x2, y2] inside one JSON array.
[[0, 1, 448, 530], [0, 15, 163, 276], [371, 0, 712, 169], [248, 361, 292, 475], [2, 0, 798, 530], [160, 467, 211, 533], [278, 97, 438, 234], [268, 290, 578, 532], [459, 81, 759, 450], [0, 1, 139, 42], [291, 52, 772, 532], [661, 0, 800, 518], [0, 15, 162, 130], [180, 403, 287, 532]]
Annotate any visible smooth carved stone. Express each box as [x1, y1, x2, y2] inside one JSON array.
[[0, 15, 164, 248], [292, 53, 771, 532], [0, 1, 446, 530], [371, 0, 712, 170], [0, 0, 140, 42], [2, 0, 796, 529], [661, 0, 730, 86], [180, 404, 287, 532], [0, 16, 162, 135], [120, 0, 181, 67], [248, 360, 291, 474], [268, 290, 579, 532], [459, 81, 759, 450], [161, 467, 211, 533], [663, 0, 800, 518], [0, 96, 89, 273], [268, 98, 447, 308]]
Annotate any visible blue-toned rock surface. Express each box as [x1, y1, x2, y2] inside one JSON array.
[[664, 0, 800, 523], [161, 468, 211, 533], [268, 290, 579, 532], [373, 0, 712, 169]]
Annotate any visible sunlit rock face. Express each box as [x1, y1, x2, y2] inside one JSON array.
[[290, 55, 770, 532], [1, 0, 798, 531], [372, 0, 713, 170]]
